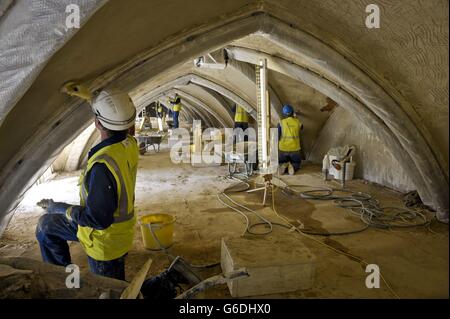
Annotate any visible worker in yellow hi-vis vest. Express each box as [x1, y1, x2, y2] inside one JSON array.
[[36, 88, 200, 292], [278, 104, 303, 175], [35, 89, 139, 280], [155, 101, 166, 132], [169, 94, 182, 129], [233, 104, 249, 130], [233, 104, 249, 143]]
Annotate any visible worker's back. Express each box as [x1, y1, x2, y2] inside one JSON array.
[[279, 117, 302, 152], [77, 134, 139, 261], [173, 103, 182, 112], [234, 105, 248, 123], [170, 96, 182, 112]]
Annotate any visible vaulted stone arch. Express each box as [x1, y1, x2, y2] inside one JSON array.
[[0, 2, 447, 233]]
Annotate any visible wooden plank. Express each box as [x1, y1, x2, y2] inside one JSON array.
[[120, 257, 153, 299]]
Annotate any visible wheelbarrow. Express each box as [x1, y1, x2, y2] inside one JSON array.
[[136, 134, 165, 155]]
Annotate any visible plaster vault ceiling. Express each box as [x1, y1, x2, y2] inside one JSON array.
[[0, 0, 448, 232]]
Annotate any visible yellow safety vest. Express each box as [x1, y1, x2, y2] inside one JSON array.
[[157, 106, 163, 113], [76, 135, 139, 261], [173, 103, 182, 112], [279, 117, 302, 152], [234, 105, 249, 123]]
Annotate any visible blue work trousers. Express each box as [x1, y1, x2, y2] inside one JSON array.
[[234, 122, 249, 142], [36, 214, 126, 280], [173, 111, 180, 129], [279, 151, 302, 171]]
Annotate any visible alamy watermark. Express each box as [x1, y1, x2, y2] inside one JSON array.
[[365, 264, 380, 289], [65, 4, 80, 29], [65, 264, 80, 289], [168, 121, 279, 165], [365, 4, 380, 29], [66, 3, 380, 31]]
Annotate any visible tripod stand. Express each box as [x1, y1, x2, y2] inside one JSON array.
[[246, 174, 274, 206]]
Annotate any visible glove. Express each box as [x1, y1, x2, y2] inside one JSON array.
[[36, 199, 71, 214], [36, 199, 54, 210]]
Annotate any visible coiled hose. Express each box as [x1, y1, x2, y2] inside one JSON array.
[[217, 177, 291, 236], [283, 184, 429, 230], [216, 177, 415, 298]]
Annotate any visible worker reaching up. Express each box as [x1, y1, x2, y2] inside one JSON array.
[[169, 94, 182, 129], [278, 104, 303, 175]]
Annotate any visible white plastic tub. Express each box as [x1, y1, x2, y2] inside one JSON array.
[[327, 155, 356, 181]]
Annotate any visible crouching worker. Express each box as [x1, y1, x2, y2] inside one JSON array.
[[278, 104, 303, 175], [36, 89, 139, 280]]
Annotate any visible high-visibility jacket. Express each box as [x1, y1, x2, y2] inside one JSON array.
[[279, 117, 302, 152], [234, 105, 249, 123], [157, 105, 163, 113], [173, 104, 182, 112], [173, 103, 182, 112], [76, 135, 139, 261]]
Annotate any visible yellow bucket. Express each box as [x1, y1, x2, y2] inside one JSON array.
[[139, 214, 176, 250]]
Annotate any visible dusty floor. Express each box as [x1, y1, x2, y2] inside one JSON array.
[[0, 142, 448, 299]]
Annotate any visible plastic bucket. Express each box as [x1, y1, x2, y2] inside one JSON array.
[[139, 214, 176, 250]]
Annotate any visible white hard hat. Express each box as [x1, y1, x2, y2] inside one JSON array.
[[91, 89, 136, 131]]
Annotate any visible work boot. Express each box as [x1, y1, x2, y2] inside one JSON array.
[[288, 163, 295, 175], [278, 163, 288, 175]]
